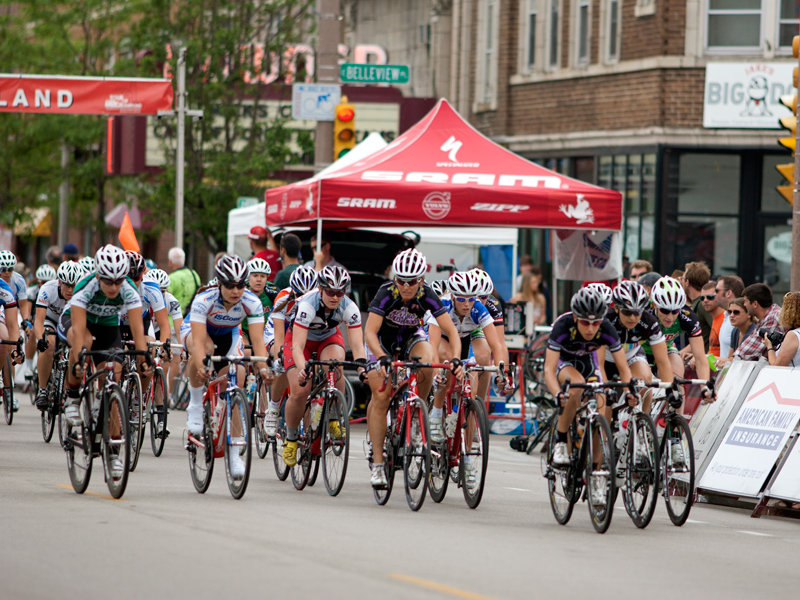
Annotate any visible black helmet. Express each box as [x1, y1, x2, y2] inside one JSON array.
[[126, 250, 146, 280], [570, 286, 607, 320], [215, 254, 248, 285]]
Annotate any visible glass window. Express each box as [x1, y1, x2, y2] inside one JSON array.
[[549, 0, 560, 68], [707, 0, 762, 48], [483, 0, 496, 103], [607, 0, 619, 61], [598, 155, 612, 189], [669, 216, 740, 276], [763, 224, 792, 296], [780, 1, 800, 48], [762, 154, 795, 212], [577, 0, 590, 64], [677, 153, 740, 215], [641, 153, 656, 212], [626, 155, 642, 213], [527, 1, 538, 68]]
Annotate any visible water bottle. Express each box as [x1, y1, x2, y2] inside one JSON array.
[[311, 397, 323, 430], [213, 400, 224, 430], [246, 372, 257, 402]]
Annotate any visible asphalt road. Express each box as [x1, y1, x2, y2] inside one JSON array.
[[1, 400, 798, 600]]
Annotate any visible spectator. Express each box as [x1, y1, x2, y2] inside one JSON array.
[[701, 281, 724, 358], [248, 226, 280, 281], [628, 259, 652, 281], [510, 267, 547, 325], [167, 246, 202, 314], [716, 297, 756, 369], [515, 254, 534, 293], [714, 275, 745, 359], [683, 261, 713, 349], [304, 235, 345, 272], [637, 271, 661, 294], [45, 245, 61, 269], [671, 269, 684, 280], [766, 292, 800, 367], [733, 283, 784, 361], [273, 233, 302, 290], [62, 242, 79, 263]]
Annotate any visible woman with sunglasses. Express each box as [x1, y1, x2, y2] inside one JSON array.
[[764, 292, 800, 367], [716, 298, 756, 369], [0, 275, 21, 412], [185, 254, 269, 478]]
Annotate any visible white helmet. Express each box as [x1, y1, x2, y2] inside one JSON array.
[[78, 256, 95, 274], [0, 250, 17, 269], [247, 257, 271, 276], [472, 268, 494, 297], [448, 271, 481, 297], [612, 280, 650, 313], [570, 286, 607, 320], [94, 245, 130, 280], [430, 280, 448, 297], [57, 261, 85, 286], [587, 282, 613, 306], [215, 254, 248, 285], [144, 268, 171, 291], [650, 276, 686, 311], [289, 265, 317, 295], [318, 264, 350, 291], [392, 248, 427, 279], [35, 264, 57, 282]]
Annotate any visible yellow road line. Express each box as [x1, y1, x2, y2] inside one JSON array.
[[389, 573, 498, 600], [57, 483, 127, 502]]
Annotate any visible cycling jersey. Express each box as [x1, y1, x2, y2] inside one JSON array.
[[64, 274, 142, 326], [27, 284, 40, 303], [35, 280, 69, 326], [603, 308, 665, 362], [482, 294, 505, 327], [242, 283, 278, 335], [547, 312, 622, 358], [188, 287, 264, 336], [292, 290, 361, 341], [369, 281, 446, 351], [640, 306, 701, 355], [0, 279, 17, 310], [3, 271, 27, 302], [120, 280, 166, 327], [154, 290, 182, 336], [431, 298, 493, 338], [270, 288, 299, 331]]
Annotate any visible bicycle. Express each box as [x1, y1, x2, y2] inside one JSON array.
[[370, 359, 451, 511], [428, 362, 494, 508], [38, 326, 68, 444], [271, 387, 291, 481], [184, 353, 264, 499], [543, 378, 622, 533], [290, 358, 361, 496], [641, 376, 713, 526], [242, 348, 272, 460], [63, 347, 136, 499], [0, 338, 23, 425], [142, 341, 180, 457], [170, 353, 191, 410]]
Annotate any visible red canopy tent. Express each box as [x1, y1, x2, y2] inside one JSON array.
[[265, 98, 622, 232]]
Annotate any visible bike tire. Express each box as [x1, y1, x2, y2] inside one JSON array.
[[3, 356, 13, 425], [622, 412, 659, 529], [224, 388, 252, 499], [272, 415, 290, 481], [661, 414, 695, 526], [103, 384, 130, 499], [461, 397, 490, 509], [291, 402, 313, 491], [149, 368, 168, 457], [585, 414, 616, 534], [66, 390, 93, 494], [123, 372, 144, 472], [41, 398, 56, 442], [308, 455, 320, 487], [527, 406, 558, 455], [428, 435, 449, 503], [373, 391, 400, 506], [321, 389, 350, 496], [254, 377, 270, 459], [30, 368, 38, 405], [188, 402, 214, 493], [545, 416, 577, 525], [403, 401, 431, 511]]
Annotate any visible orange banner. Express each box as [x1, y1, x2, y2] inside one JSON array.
[[118, 211, 140, 253], [0, 74, 172, 115]]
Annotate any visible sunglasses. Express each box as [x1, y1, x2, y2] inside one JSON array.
[[99, 277, 125, 285], [222, 282, 246, 290], [395, 277, 422, 287], [577, 318, 602, 326], [702, 294, 716, 301], [729, 309, 743, 316], [658, 307, 680, 316], [453, 296, 477, 303], [619, 308, 642, 317], [322, 288, 345, 298], [0, 267, 13, 273]]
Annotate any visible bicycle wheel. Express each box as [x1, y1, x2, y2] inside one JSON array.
[[188, 402, 214, 493], [172, 374, 190, 410], [123, 372, 144, 472], [30, 368, 38, 405], [403, 401, 431, 511], [661, 414, 695, 526], [461, 397, 489, 509], [526, 397, 559, 454], [224, 388, 252, 499], [545, 417, 577, 525], [272, 415, 290, 481], [102, 384, 130, 499], [41, 379, 56, 443], [308, 455, 320, 487], [622, 412, 659, 529], [373, 394, 400, 506], [3, 357, 13, 425], [149, 368, 168, 457], [254, 379, 270, 459], [321, 389, 350, 496], [291, 403, 312, 490], [585, 414, 616, 534], [65, 391, 93, 494], [428, 434, 449, 503]]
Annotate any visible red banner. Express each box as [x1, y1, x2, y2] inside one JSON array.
[[0, 74, 173, 115]]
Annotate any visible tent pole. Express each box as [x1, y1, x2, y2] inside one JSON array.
[[550, 230, 557, 322], [316, 179, 323, 257]]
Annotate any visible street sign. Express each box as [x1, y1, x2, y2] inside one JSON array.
[[236, 196, 260, 209], [339, 63, 409, 85], [291, 83, 340, 121]]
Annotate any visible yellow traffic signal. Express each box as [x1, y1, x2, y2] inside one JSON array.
[[776, 162, 794, 205], [776, 35, 799, 205], [333, 96, 356, 160]]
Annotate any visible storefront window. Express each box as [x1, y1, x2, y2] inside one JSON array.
[[678, 153, 740, 215], [763, 224, 791, 297], [671, 216, 739, 276]]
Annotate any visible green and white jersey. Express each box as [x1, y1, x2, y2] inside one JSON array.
[[64, 274, 142, 326]]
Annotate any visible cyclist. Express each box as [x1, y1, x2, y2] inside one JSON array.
[[544, 286, 633, 504], [59, 245, 152, 445], [0, 275, 22, 410], [472, 268, 513, 398], [430, 279, 448, 298], [184, 255, 269, 478], [282, 264, 367, 467], [119, 251, 170, 346], [242, 258, 278, 345], [365, 248, 463, 489], [1, 250, 29, 407], [24, 264, 57, 387], [33, 261, 84, 410], [263, 264, 317, 438]]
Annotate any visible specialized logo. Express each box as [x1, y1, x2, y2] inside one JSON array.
[[422, 191, 451, 220], [362, 171, 559, 188], [440, 135, 462, 162], [337, 197, 396, 209], [471, 202, 529, 213], [559, 194, 594, 224]]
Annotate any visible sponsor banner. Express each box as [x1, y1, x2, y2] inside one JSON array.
[[765, 436, 800, 503], [553, 229, 622, 280], [0, 74, 173, 115], [699, 367, 800, 497]]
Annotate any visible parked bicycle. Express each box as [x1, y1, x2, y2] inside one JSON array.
[[1, 338, 23, 425]]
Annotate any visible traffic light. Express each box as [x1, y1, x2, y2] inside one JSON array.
[[333, 96, 356, 160], [776, 35, 799, 205]]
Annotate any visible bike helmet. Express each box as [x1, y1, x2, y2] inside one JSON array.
[[78, 256, 95, 274], [57, 261, 85, 286], [650, 276, 686, 311], [612, 280, 650, 313], [318, 264, 350, 291], [126, 250, 146, 280], [144, 268, 171, 291], [392, 248, 427, 279], [471, 268, 494, 297], [587, 282, 613, 306], [570, 286, 607, 320], [214, 254, 249, 285], [0, 250, 17, 269], [448, 271, 481, 297], [247, 257, 271, 276], [35, 264, 56, 282], [145, 258, 157, 270], [289, 265, 317, 295], [430, 279, 448, 297], [94, 245, 129, 280]]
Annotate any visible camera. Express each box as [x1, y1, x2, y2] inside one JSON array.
[[759, 328, 785, 348]]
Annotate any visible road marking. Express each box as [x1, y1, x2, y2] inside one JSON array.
[[506, 487, 531, 492], [686, 519, 710, 525], [389, 574, 498, 600], [57, 483, 127, 502], [736, 530, 773, 537]]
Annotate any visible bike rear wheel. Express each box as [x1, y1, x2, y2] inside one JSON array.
[[545, 417, 577, 525], [123, 372, 144, 472], [272, 416, 290, 481], [585, 414, 616, 534], [224, 388, 252, 499], [461, 397, 489, 509], [373, 395, 399, 506], [321, 389, 350, 496], [254, 379, 270, 459], [149, 368, 168, 457], [291, 403, 313, 490], [623, 412, 659, 529], [41, 380, 56, 443], [661, 414, 695, 526], [103, 384, 130, 499], [66, 391, 93, 494], [3, 356, 14, 425], [403, 401, 431, 511], [188, 402, 214, 493]]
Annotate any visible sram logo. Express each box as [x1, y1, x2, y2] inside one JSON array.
[[337, 197, 396, 209], [471, 202, 529, 213]]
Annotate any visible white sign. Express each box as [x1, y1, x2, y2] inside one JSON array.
[[766, 230, 792, 264], [766, 436, 800, 502], [703, 62, 795, 129], [236, 196, 260, 209], [699, 367, 800, 497], [292, 83, 340, 121]]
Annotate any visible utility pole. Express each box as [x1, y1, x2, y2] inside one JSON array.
[[315, 0, 340, 174], [57, 142, 69, 247]]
